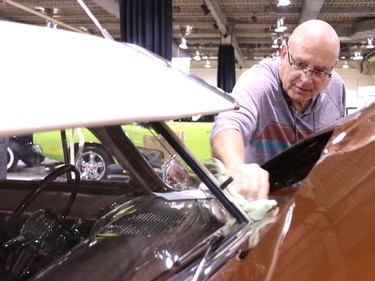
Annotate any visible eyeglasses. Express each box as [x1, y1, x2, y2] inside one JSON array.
[[287, 49, 332, 79]]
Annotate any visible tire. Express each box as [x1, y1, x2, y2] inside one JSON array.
[[75, 145, 114, 180], [7, 147, 19, 172], [22, 155, 45, 167]]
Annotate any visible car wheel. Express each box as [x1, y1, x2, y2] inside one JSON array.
[[7, 147, 19, 172], [22, 155, 45, 167], [76, 146, 114, 180]]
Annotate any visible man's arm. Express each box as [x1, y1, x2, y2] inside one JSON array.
[[211, 129, 245, 170], [211, 129, 269, 201]]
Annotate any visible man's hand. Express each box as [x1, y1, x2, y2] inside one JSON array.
[[225, 163, 269, 201], [205, 158, 275, 222], [211, 129, 270, 200]]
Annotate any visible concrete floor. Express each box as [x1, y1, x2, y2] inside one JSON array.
[[7, 158, 61, 180]]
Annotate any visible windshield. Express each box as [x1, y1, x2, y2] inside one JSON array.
[[0, 121, 258, 281], [17, 123, 199, 191]]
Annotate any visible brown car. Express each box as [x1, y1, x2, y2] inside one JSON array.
[[211, 102, 375, 281]]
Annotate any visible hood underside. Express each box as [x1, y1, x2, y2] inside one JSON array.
[[0, 21, 238, 137]]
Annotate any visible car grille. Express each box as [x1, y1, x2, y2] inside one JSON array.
[[110, 209, 187, 236]]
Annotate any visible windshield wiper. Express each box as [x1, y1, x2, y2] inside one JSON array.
[[176, 226, 225, 268], [191, 232, 222, 281], [77, 0, 114, 40]]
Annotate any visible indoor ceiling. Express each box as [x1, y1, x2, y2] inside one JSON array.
[[1, 0, 375, 68]]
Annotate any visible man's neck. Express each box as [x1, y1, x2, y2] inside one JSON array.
[[292, 101, 310, 113]]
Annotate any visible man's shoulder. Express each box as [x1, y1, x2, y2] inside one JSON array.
[[324, 70, 345, 94], [250, 57, 280, 74], [238, 58, 280, 85]]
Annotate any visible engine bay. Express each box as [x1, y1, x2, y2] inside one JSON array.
[[0, 162, 227, 281]]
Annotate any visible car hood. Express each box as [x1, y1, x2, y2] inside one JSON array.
[[211, 102, 375, 281], [0, 21, 238, 137]]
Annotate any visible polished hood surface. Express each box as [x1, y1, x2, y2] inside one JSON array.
[[212, 103, 375, 281]]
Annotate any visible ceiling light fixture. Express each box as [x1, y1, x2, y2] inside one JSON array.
[[275, 18, 287, 33], [193, 49, 201, 61], [281, 37, 288, 46], [278, 0, 291, 6], [366, 38, 374, 49], [204, 59, 211, 69], [271, 50, 280, 58], [179, 37, 188, 49], [46, 21, 57, 29], [271, 38, 279, 49], [352, 50, 363, 61]]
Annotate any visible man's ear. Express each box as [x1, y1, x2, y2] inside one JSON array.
[[280, 44, 288, 59]]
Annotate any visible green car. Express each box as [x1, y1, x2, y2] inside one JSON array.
[[33, 116, 214, 180]]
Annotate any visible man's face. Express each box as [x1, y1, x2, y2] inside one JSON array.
[[279, 44, 337, 107]]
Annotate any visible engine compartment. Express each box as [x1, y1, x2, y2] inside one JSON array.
[[0, 166, 226, 281]]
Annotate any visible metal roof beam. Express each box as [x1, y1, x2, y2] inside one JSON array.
[[299, 0, 325, 23], [204, 0, 245, 68]]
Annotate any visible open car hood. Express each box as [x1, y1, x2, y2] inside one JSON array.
[[0, 21, 238, 137]]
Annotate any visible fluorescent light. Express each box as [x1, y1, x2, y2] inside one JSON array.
[[278, 0, 291, 6], [193, 49, 201, 61], [271, 38, 279, 49], [352, 51, 363, 61], [204, 59, 211, 68], [275, 18, 287, 33], [366, 38, 374, 49], [179, 37, 188, 49]]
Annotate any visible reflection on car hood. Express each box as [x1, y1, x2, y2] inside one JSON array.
[[211, 102, 375, 281], [29, 195, 224, 281], [0, 21, 238, 137]]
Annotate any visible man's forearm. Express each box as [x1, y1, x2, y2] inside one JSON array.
[[211, 129, 245, 169]]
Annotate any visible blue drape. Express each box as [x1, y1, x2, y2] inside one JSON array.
[[217, 45, 236, 93], [119, 0, 172, 61]]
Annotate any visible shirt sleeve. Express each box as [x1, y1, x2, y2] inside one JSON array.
[[211, 65, 274, 146]]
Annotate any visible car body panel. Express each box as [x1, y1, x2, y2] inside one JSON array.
[[210, 104, 375, 281], [0, 21, 238, 137], [35, 121, 213, 165], [166, 120, 213, 163]]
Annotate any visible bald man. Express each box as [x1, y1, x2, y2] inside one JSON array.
[[211, 20, 346, 200]]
